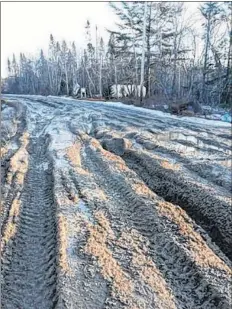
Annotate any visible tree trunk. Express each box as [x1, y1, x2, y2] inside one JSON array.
[[132, 31, 138, 97], [64, 62, 69, 95], [224, 17, 232, 104], [99, 55, 102, 97], [172, 34, 178, 99], [145, 2, 152, 98], [140, 1, 148, 105], [202, 11, 211, 103], [115, 64, 118, 99], [85, 66, 94, 97]]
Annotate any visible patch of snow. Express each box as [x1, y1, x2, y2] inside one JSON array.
[[47, 96, 231, 128]]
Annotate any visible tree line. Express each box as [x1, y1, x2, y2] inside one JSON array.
[[2, 1, 231, 107]]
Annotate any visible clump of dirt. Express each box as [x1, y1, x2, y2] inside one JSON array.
[[102, 137, 132, 156]]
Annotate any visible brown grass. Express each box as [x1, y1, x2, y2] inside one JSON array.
[[158, 201, 231, 274], [58, 214, 70, 273], [117, 229, 177, 309], [85, 211, 135, 304]]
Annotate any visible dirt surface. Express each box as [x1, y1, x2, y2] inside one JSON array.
[[1, 95, 231, 309]]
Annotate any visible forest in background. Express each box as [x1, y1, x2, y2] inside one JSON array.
[[2, 2, 232, 108]]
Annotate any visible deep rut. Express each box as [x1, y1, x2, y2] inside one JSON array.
[[122, 150, 232, 261], [2, 136, 58, 309]]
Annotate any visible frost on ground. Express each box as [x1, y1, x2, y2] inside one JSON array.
[[1, 95, 232, 309]]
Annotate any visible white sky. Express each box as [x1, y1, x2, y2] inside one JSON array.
[[1, 1, 201, 78]]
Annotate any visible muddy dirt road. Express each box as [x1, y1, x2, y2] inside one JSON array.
[[1, 95, 231, 309]]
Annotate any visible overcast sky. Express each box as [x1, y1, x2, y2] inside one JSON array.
[[1, 1, 201, 78]]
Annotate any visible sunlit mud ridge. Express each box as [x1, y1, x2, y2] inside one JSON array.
[[1, 95, 231, 309]]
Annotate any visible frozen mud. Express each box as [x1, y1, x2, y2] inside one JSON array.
[[1, 95, 231, 309]]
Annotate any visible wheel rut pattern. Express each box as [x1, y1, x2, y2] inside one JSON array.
[[2, 136, 58, 309], [1, 95, 231, 309], [81, 144, 231, 308]]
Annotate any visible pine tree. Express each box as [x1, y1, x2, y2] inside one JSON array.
[[200, 2, 224, 103], [7, 58, 11, 76]]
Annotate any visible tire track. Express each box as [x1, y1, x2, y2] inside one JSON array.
[[81, 140, 231, 309], [1, 135, 58, 309], [122, 149, 232, 260], [2, 95, 231, 309]]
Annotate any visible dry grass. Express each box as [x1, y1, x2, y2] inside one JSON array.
[[85, 211, 135, 304], [58, 214, 70, 273], [158, 201, 231, 274], [117, 229, 177, 309], [7, 132, 29, 185]]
